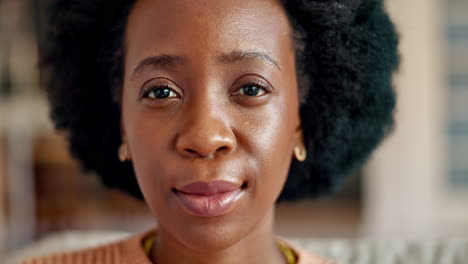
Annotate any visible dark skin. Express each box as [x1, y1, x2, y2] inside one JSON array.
[[121, 0, 304, 263]]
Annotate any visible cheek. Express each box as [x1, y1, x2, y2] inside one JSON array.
[[121, 97, 176, 214], [244, 91, 298, 203]]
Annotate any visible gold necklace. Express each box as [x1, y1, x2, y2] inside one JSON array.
[[143, 233, 297, 264], [143, 233, 156, 260], [276, 239, 297, 264]]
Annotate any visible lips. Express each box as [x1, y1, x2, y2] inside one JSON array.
[[174, 181, 244, 217]]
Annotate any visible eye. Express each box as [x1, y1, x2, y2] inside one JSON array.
[[144, 86, 179, 99], [138, 78, 182, 101], [234, 82, 268, 97]]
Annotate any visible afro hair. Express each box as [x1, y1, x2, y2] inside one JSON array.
[[42, 0, 399, 201]]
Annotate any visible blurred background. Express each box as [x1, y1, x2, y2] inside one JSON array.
[[0, 0, 467, 260]]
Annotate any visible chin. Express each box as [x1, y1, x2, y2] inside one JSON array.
[[156, 191, 271, 253], [168, 214, 256, 252]]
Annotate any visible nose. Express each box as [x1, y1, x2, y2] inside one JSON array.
[[175, 107, 236, 159]]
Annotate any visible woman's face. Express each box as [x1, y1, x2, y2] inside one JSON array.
[[122, 0, 301, 251]]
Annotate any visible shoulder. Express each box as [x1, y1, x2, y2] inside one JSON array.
[[19, 230, 153, 264], [20, 241, 122, 264]]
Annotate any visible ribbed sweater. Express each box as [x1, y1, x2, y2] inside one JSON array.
[[20, 229, 335, 264]]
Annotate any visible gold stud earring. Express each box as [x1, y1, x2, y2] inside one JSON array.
[[294, 143, 307, 162], [118, 144, 128, 162]]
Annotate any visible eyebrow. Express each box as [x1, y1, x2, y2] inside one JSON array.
[[130, 50, 280, 80], [130, 54, 183, 79], [217, 50, 280, 70]]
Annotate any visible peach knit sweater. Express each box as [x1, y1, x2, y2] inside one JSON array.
[[20, 230, 335, 264]]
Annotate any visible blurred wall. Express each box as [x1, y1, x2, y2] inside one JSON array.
[[365, 0, 468, 239]]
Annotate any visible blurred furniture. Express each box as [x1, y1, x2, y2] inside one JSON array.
[[0, 97, 49, 251], [0, 0, 46, 253]]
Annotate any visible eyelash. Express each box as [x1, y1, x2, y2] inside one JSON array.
[[140, 84, 179, 99], [138, 79, 271, 101], [233, 81, 270, 96]]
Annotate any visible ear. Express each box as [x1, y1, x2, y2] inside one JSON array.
[[120, 119, 133, 160], [293, 125, 304, 153], [292, 125, 308, 162]]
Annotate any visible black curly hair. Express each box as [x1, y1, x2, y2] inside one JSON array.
[[43, 0, 399, 202]]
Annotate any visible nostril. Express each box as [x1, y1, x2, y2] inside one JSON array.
[[179, 143, 234, 159], [182, 146, 230, 158], [241, 182, 247, 189], [217, 146, 229, 153], [184, 148, 198, 156]]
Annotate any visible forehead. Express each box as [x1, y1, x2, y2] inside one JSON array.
[[124, 0, 294, 67]]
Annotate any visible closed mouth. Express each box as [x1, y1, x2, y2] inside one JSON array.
[[173, 181, 247, 217]]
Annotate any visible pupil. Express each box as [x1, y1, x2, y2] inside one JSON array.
[[243, 86, 259, 96], [155, 88, 170, 98]]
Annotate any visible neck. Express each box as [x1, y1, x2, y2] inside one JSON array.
[[152, 208, 285, 264]]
